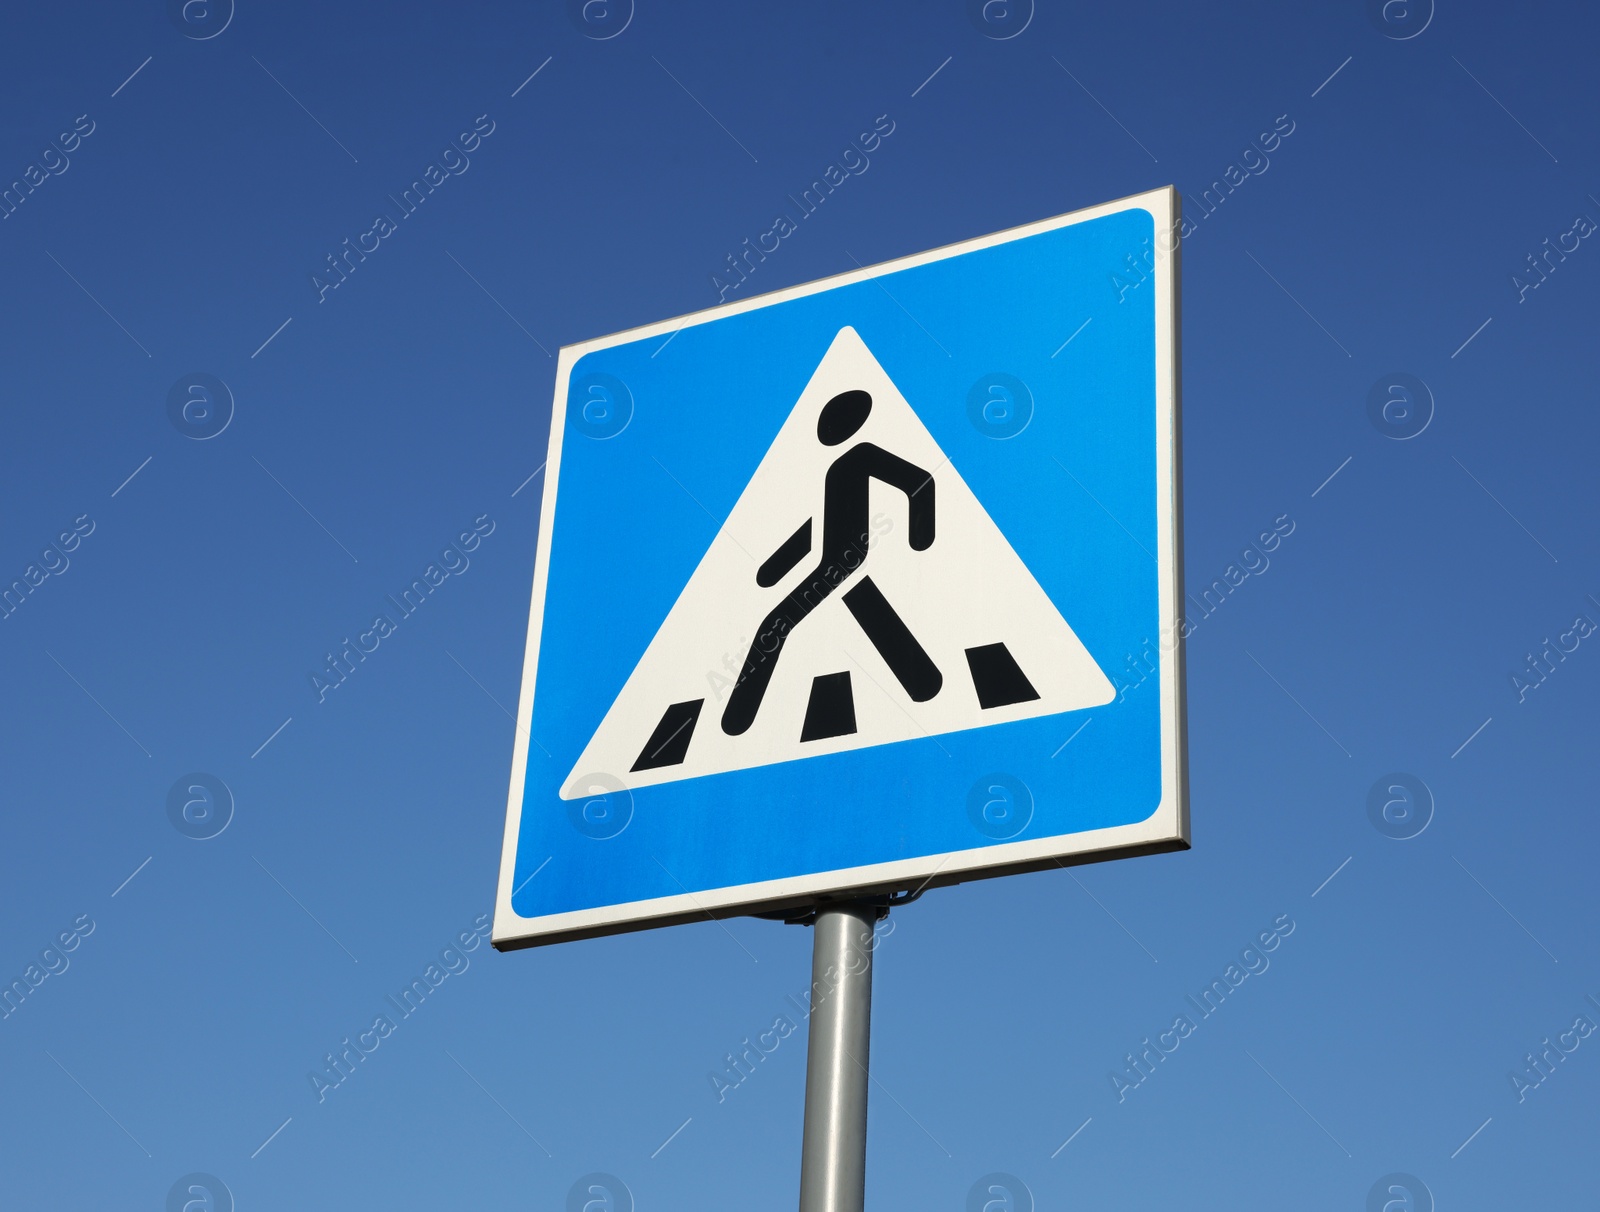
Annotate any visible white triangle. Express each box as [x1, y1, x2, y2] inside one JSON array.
[[560, 327, 1114, 799]]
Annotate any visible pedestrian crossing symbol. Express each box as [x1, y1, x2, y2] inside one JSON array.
[[564, 326, 1116, 798], [496, 187, 1186, 948]]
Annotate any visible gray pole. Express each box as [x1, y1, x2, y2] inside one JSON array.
[[798, 902, 877, 1212]]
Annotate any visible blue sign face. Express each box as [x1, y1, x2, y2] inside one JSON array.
[[495, 189, 1185, 947]]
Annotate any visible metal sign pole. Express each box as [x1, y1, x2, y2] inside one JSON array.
[[798, 902, 877, 1212]]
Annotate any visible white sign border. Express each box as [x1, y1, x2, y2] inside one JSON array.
[[494, 186, 1186, 949]]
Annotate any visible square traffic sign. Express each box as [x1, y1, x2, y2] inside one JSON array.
[[495, 187, 1185, 948]]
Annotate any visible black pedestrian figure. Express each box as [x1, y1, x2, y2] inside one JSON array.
[[720, 389, 942, 737]]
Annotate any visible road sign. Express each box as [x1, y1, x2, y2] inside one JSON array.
[[495, 187, 1185, 949]]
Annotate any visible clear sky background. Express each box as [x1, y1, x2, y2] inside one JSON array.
[[2, 2, 1597, 1208]]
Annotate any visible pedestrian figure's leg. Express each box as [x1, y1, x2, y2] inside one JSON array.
[[841, 576, 942, 701], [722, 592, 811, 736]]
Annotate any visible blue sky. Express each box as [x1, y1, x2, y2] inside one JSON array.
[[2, 1, 1597, 1208]]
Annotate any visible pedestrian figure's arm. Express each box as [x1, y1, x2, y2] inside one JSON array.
[[862, 447, 935, 550], [757, 518, 812, 587]]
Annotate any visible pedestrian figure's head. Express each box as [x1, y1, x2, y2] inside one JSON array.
[[817, 390, 871, 446]]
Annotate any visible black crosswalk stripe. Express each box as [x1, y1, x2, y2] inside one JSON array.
[[964, 643, 1040, 709], [631, 699, 704, 771], [800, 671, 857, 742]]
